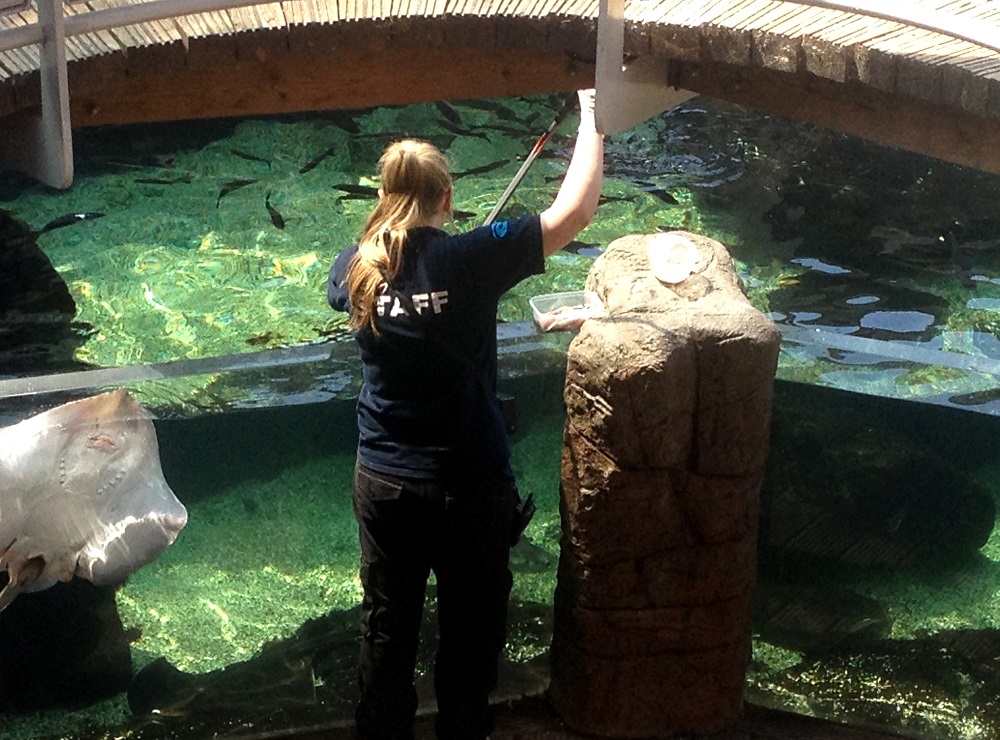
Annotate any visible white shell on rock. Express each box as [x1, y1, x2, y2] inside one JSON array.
[[647, 232, 698, 284]]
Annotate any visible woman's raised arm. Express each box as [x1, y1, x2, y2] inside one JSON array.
[[540, 89, 605, 257]]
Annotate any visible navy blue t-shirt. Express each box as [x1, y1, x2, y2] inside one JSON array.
[[328, 216, 544, 481]]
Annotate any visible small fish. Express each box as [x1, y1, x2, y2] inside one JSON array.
[[36, 211, 106, 235], [481, 123, 535, 137], [357, 132, 457, 150], [457, 99, 520, 121], [323, 111, 360, 135], [246, 331, 282, 346], [333, 183, 379, 198], [265, 191, 285, 230], [562, 240, 603, 258], [299, 147, 336, 174], [231, 149, 271, 169], [217, 179, 258, 207], [645, 187, 679, 205], [453, 160, 509, 179], [450, 209, 477, 221], [435, 101, 464, 128], [135, 176, 193, 185], [948, 388, 1000, 407], [437, 119, 489, 140], [598, 194, 636, 206]]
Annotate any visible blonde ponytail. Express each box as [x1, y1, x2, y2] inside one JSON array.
[[346, 139, 452, 334]]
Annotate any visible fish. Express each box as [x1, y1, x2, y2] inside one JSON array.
[[36, 211, 106, 236], [265, 191, 285, 230], [246, 331, 283, 346], [948, 388, 1000, 407], [453, 160, 509, 179], [333, 183, 379, 198], [456, 99, 520, 121], [357, 132, 457, 150], [134, 176, 194, 185], [437, 119, 489, 140], [645, 187, 679, 205], [598, 194, 637, 206], [451, 209, 477, 221], [216, 179, 258, 208], [434, 100, 464, 128], [480, 123, 535, 137], [562, 240, 604, 258], [231, 149, 271, 169], [322, 110, 361, 135], [299, 147, 336, 174], [0, 388, 188, 612]]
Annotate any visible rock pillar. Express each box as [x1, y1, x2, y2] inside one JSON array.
[[549, 231, 780, 737]]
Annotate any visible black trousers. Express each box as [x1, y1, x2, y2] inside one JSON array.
[[352, 461, 517, 740]]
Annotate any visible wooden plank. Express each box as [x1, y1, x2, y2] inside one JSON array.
[[671, 58, 1000, 174], [234, 25, 289, 61], [798, 12, 872, 80], [700, 0, 756, 65], [642, 0, 722, 61], [752, 5, 828, 73], [646, 20, 700, 61], [67, 44, 592, 125]]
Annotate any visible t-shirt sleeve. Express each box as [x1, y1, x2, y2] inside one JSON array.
[[450, 216, 544, 298], [327, 246, 357, 313]]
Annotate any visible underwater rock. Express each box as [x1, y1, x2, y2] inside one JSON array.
[[0, 208, 86, 374], [0, 578, 132, 712], [551, 231, 780, 737], [753, 582, 892, 654], [758, 632, 1000, 738], [762, 382, 997, 571]]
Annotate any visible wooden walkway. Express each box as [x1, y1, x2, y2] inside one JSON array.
[[0, 0, 999, 176]]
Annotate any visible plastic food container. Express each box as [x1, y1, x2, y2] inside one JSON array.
[[529, 290, 604, 333]]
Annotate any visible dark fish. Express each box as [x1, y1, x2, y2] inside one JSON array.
[[948, 388, 1000, 407], [438, 119, 489, 140], [357, 132, 457, 150], [562, 240, 603, 258], [323, 110, 361, 135], [246, 331, 281, 346], [135, 176, 193, 185], [456, 99, 519, 121], [435, 101, 464, 128], [217, 179, 258, 207], [36, 211, 106, 235], [231, 149, 271, 169], [646, 187, 679, 205], [450, 209, 477, 221], [453, 160, 509, 179], [299, 147, 336, 174], [265, 191, 285, 230], [480, 123, 535, 137], [598, 194, 635, 205], [333, 183, 379, 198]]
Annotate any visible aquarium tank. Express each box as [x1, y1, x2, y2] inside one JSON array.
[[3, 93, 1000, 739]]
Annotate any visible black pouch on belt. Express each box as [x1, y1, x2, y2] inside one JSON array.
[[510, 491, 536, 546]]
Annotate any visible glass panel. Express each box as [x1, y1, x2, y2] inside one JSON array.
[[3, 94, 1000, 739]]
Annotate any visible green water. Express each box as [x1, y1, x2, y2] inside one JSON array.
[[5, 94, 1000, 739]]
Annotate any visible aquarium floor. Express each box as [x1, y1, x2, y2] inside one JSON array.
[[281, 697, 908, 740]]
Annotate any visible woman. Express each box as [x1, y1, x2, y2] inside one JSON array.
[[327, 89, 603, 740]]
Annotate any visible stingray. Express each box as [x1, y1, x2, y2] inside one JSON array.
[[0, 388, 188, 612]]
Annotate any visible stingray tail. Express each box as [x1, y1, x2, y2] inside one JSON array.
[[0, 580, 22, 613], [0, 557, 46, 614]]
